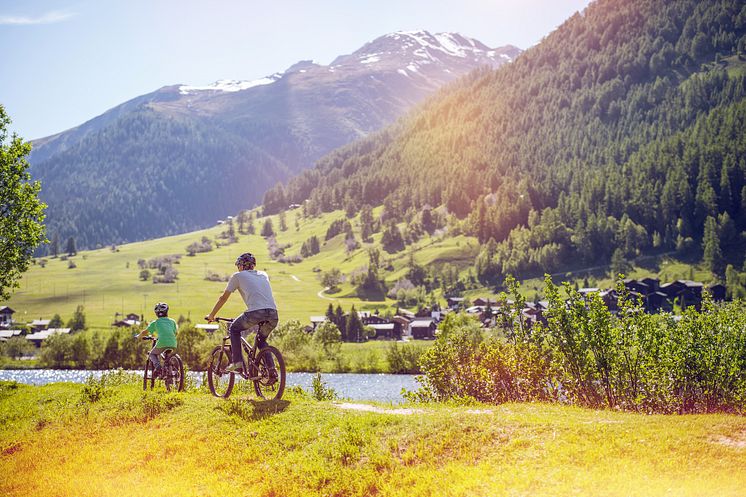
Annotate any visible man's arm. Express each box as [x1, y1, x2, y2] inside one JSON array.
[[206, 290, 232, 321]]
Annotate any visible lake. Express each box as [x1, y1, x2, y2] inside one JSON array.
[[0, 369, 421, 403]]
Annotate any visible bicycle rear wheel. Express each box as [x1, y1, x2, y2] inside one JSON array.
[[252, 346, 285, 401], [165, 354, 185, 392], [208, 345, 235, 398], [143, 359, 155, 390]]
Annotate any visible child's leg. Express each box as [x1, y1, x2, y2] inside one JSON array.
[[149, 348, 163, 369]]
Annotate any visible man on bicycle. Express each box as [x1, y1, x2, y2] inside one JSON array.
[[206, 252, 279, 375]]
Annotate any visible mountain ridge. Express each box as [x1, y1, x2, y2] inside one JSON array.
[[30, 30, 521, 249]]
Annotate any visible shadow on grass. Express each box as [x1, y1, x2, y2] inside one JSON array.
[[218, 398, 290, 421]]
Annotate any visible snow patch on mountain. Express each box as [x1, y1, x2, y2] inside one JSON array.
[[179, 74, 281, 95]]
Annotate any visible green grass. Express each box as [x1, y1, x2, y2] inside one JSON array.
[[5, 208, 728, 330], [1, 379, 745, 497], [6, 209, 479, 328]]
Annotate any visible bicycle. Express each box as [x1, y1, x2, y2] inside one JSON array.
[[142, 336, 185, 392], [206, 317, 286, 401]]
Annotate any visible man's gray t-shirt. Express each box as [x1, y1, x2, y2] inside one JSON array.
[[225, 270, 277, 312]]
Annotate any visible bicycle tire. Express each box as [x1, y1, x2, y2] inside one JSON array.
[[252, 346, 286, 401], [208, 345, 235, 398], [166, 354, 185, 392], [143, 359, 155, 390]]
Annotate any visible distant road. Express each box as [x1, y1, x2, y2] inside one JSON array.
[[290, 275, 301, 282], [317, 287, 335, 301]]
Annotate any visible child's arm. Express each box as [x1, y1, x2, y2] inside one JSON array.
[[136, 322, 151, 339]]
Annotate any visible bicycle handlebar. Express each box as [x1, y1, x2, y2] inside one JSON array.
[[205, 316, 233, 323]]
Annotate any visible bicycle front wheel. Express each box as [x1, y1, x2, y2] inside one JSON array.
[[252, 346, 286, 401], [208, 345, 234, 398]]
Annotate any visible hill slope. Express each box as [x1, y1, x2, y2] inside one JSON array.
[[29, 31, 519, 249], [268, 0, 746, 283]]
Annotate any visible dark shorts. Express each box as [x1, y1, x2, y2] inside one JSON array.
[[229, 308, 279, 338]]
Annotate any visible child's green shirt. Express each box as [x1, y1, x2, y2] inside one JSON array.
[[146, 317, 178, 349]]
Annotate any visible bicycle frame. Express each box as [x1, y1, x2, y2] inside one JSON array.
[[212, 317, 267, 380]]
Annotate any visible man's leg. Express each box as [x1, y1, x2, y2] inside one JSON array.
[[227, 312, 252, 369]]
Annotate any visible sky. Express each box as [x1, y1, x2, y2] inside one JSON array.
[[1, 0, 592, 140]]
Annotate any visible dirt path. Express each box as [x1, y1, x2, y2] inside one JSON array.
[[335, 402, 493, 416], [317, 287, 335, 301]]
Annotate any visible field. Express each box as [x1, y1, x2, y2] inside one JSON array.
[[5, 209, 480, 328], [1, 378, 745, 497]]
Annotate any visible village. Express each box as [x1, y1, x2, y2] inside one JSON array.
[[0, 277, 730, 351]]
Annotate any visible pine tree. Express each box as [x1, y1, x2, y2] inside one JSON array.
[[702, 216, 724, 276], [66, 237, 77, 256]]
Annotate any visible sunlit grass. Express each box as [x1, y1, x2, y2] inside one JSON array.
[[1, 380, 745, 497]]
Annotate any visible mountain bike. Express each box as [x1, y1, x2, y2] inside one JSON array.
[[206, 317, 286, 400], [142, 336, 185, 392]]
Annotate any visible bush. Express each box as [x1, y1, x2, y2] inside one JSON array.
[[410, 276, 746, 414]]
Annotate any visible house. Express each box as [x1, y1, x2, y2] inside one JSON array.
[[112, 318, 141, 327], [368, 323, 400, 340], [660, 280, 703, 309], [29, 319, 51, 332], [391, 315, 411, 336], [309, 316, 328, 330], [0, 329, 23, 341], [708, 283, 727, 302], [396, 309, 416, 320], [25, 328, 71, 347], [640, 277, 660, 293], [446, 297, 465, 310], [472, 297, 497, 307], [643, 291, 673, 313], [196, 323, 219, 334], [361, 314, 389, 326], [623, 279, 652, 296], [0, 306, 15, 328], [410, 318, 437, 339]]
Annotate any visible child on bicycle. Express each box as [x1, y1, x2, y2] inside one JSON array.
[[206, 252, 279, 376], [137, 302, 178, 378]]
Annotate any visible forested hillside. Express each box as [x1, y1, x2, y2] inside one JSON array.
[[30, 32, 517, 250], [267, 0, 746, 284]]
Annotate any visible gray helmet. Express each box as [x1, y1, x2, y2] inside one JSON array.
[[235, 252, 256, 268], [154, 302, 169, 317]]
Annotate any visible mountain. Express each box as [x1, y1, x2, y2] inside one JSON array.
[[267, 0, 746, 284], [29, 31, 520, 249]]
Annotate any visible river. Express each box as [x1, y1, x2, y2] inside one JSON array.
[[0, 369, 421, 403]]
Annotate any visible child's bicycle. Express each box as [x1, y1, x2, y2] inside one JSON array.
[[142, 336, 185, 392], [206, 317, 286, 401]]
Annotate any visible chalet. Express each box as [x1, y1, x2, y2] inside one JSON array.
[[391, 315, 411, 336], [640, 277, 660, 293], [708, 283, 727, 302], [643, 291, 673, 313], [0, 329, 23, 341], [29, 319, 50, 332], [25, 328, 71, 347], [309, 316, 328, 330], [472, 298, 497, 307], [361, 314, 389, 326], [410, 318, 437, 339], [623, 279, 652, 296], [446, 297, 465, 310], [0, 306, 15, 328], [396, 309, 416, 320], [113, 318, 141, 327], [196, 323, 219, 334], [660, 280, 703, 309], [368, 323, 400, 340]]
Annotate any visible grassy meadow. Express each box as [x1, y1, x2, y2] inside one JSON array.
[[4, 207, 727, 331], [5, 208, 481, 328], [1, 377, 745, 497]]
